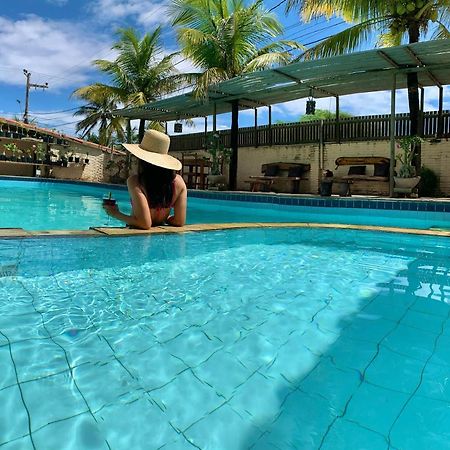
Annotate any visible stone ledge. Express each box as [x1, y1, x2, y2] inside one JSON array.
[[0, 223, 449, 238]]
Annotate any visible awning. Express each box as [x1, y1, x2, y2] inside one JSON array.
[[114, 39, 450, 121]]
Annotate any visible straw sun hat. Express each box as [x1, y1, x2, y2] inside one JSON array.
[[122, 130, 182, 171]]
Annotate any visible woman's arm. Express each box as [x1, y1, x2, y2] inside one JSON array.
[[103, 175, 152, 229], [166, 175, 187, 227]]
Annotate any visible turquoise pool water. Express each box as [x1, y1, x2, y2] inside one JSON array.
[[0, 228, 449, 449], [0, 179, 449, 230]]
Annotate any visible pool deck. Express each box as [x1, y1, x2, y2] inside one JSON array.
[[0, 222, 449, 239]]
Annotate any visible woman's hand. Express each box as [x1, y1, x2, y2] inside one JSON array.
[[103, 204, 119, 218]]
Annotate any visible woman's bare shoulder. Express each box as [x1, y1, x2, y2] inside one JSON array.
[[174, 174, 187, 189], [127, 174, 139, 187]]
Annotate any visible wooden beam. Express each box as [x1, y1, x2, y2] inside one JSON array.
[[268, 105, 272, 146], [438, 86, 444, 137], [335, 96, 340, 144], [254, 108, 258, 148], [419, 87, 425, 137], [389, 74, 397, 197], [229, 100, 239, 190], [273, 68, 337, 98], [377, 50, 401, 68], [404, 46, 442, 87]]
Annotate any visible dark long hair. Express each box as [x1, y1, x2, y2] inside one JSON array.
[[138, 160, 175, 208]]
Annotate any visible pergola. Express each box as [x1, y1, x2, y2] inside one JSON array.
[[114, 39, 450, 193]]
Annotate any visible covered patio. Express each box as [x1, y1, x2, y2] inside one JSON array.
[[114, 39, 450, 196]]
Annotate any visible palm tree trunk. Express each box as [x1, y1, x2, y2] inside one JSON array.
[[408, 23, 421, 171], [138, 119, 146, 142], [127, 120, 132, 144]]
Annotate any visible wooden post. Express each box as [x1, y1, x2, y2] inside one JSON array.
[[254, 108, 258, 147], [229, 100, 239, 190], [419, 87, 425, 137], [389, 74, 397, 197], [335, 96, 340, 143], [268, 105, 272, 146], [213, 103, 217, 133], [438, 86, 444, 137], [319, 119, 324, 170]]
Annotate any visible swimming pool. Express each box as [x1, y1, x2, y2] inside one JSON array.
[[0, 178, 449, 231], [1, 228, 449, 449]]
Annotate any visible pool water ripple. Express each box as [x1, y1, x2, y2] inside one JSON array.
[[0, 228, 449, 449]]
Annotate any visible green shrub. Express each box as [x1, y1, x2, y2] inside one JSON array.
[[419, 166, 439, 197]]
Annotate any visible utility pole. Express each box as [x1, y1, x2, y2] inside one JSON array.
[[23, 69, 48, 124]]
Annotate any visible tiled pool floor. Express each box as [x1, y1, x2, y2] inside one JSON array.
[[0, 228, 449, 449]]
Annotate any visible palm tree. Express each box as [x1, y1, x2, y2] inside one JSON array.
[[73, 92, 125, 146], [73, 27, 183, 141], [285, 0, 450, 167], [171, 0, 303, 188], [170, 0, 304, 96]]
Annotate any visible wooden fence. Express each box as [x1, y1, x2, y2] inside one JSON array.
[[169, 110, 450, 152]]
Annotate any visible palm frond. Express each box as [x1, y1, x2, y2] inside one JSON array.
[[301, 17, 387, 59], [430, 21, 450, 39], [244, 52, 293, 71]]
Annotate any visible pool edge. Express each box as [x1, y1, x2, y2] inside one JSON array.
[[0, 223, 449, 239]]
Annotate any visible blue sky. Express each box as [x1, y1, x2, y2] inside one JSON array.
[[0, 0, 448, 137]]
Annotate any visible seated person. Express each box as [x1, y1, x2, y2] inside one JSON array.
[[103, 130, 187, 229]]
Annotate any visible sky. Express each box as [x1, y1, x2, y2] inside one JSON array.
[[0, 0, 448, 137]]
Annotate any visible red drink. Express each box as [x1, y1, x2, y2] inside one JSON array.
[[102, 192, 116, 206]]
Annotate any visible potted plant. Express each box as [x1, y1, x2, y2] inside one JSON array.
[[394, 135, 422, 189], [35, 144, 46, 164], [68, 152, 74, 163], [18, 148, 26, 162], [205, 133, 231, 189], [47, 149, 58, 165], [60, 151, 68, 167], [84, 152, 90, 165], [24, 147, 33, 163], [5, 143, 19, 161], [74, 154, 80, 164]]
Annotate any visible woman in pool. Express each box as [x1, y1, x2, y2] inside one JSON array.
[[103, 130, 187, 229]]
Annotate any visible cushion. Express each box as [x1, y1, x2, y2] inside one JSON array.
[[347, 165, 366, 175], [264, 165, 278, 176], [374, 163, 390, 177], [287, 166, 304, 177]]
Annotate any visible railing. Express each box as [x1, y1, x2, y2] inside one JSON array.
[[169, 110, 450, 151]]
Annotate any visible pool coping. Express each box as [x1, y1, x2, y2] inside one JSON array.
[[0, 223, 449, 239]]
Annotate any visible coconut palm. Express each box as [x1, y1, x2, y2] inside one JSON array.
[[73, 92, 125, 146], [285, 0, 450, 166], [73, 27, 183, 141], [170, 0, 304, 96]]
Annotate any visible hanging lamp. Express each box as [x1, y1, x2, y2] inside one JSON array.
[[305, 89, 316, 115]]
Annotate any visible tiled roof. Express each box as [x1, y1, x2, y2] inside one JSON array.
[[0, 116, 125, 155]]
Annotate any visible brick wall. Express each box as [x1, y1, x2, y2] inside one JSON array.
[[174, 139, 450, 196]]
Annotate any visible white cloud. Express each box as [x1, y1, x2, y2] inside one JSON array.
[[0, 15, 111, 90], [87, 0, 171, 27]]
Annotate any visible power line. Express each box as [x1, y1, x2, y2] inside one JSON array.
[[269, 0, 288, 12], [285, 20, 346, 41], [30, 107, 81, 115], [283, 16, 329, 33]]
